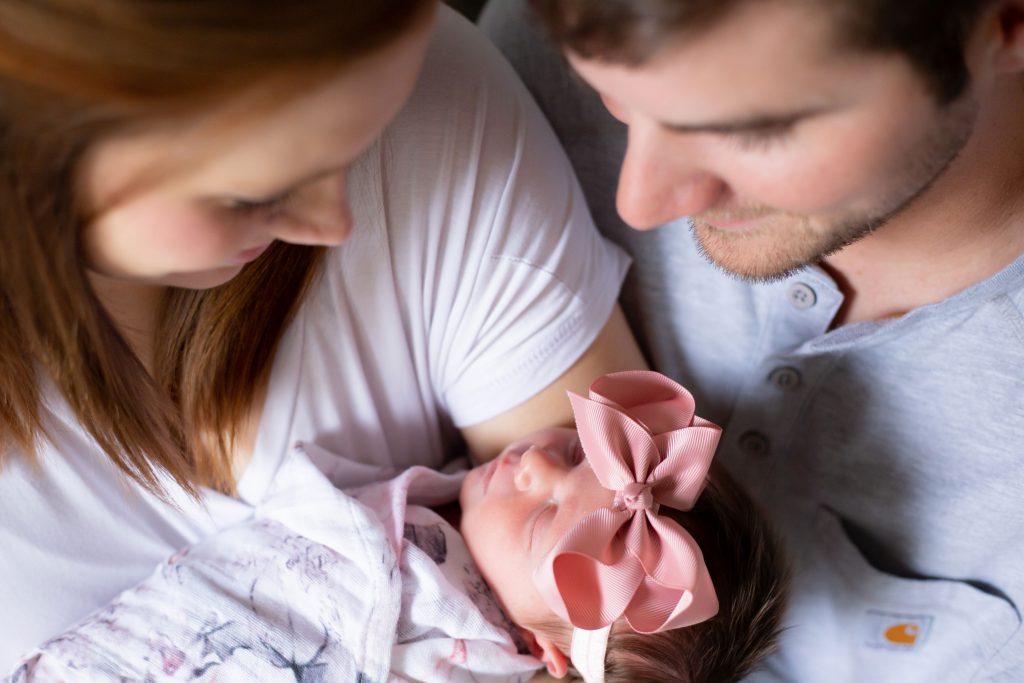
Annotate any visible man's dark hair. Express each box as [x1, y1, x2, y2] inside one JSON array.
[[530, 0, 998, 103]]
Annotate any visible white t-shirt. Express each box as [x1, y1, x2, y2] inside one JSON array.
[[0, 7, 629, 671]]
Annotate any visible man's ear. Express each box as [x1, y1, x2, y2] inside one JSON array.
[[522, 628, 570, 678], [989, 1, 1024, 72]]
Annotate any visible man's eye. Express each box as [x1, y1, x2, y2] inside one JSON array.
[[730, 123, 795, 152]]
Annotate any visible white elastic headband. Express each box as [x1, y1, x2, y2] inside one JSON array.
[[570, 626, 611, 683]]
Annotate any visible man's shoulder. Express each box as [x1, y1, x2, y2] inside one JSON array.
[[961, 258, 1024, 349], [1006, 281, 1024, 319], [997, 286, 1024, 348]]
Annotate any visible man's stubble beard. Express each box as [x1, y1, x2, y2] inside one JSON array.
[[690, 93, 979, 283]]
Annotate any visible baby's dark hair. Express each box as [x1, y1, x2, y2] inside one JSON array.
[[528, 463, 788, 682]]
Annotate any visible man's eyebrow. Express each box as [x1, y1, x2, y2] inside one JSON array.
[[562, 58, 833, 136], [661, 108, 828, 135]]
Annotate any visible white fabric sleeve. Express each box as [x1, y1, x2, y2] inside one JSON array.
[[385, 9, 630, 427]]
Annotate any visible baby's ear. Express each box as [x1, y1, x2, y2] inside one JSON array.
[[522, 629, 570, 678]]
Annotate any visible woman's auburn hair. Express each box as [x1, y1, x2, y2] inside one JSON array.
[[0, 0, 432, 495]]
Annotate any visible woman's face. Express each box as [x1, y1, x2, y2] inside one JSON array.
[[79, 4, 436, 290]]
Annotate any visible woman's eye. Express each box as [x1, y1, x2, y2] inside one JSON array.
[[223, 192, 295, 221]]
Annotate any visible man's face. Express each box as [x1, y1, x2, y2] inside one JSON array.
[[568, 0, 978, 281]]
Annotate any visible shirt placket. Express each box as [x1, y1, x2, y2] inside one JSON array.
[[721, 270, 844, 491]]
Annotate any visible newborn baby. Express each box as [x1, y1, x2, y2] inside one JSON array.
[[10, 372, 787, 683]]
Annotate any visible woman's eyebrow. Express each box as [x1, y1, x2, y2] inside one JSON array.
[[282, 164, 347, 194], [216, 164, 347, 203]]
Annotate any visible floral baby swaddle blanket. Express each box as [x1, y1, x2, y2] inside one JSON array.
[[9, 444, 538, 683]]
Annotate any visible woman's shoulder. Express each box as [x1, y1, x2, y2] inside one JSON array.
[[412, 5, 529, 116], [383, 5, 550, 171], [333, 3, 586, 282]]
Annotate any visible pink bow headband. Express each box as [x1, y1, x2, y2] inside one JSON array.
[[532, 371, 721, 636]]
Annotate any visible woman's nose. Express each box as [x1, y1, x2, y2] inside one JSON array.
[[513, 447, 564, 493], [274, 173, 352, 247]]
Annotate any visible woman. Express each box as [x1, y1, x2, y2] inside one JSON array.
[[0, 0, 644, 668]]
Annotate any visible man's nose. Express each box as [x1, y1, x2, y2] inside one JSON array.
[[616, 124, 726, 230], [513, 447, 564, 493]]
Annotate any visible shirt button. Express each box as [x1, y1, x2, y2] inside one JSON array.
[[769, 366, 802, 390], [787, 283, 817, 310], [738, 430, 770, 457]]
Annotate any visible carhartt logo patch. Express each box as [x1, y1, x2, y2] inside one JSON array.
[[864, 610, 933, 651]]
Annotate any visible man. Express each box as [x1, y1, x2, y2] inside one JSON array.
[[480, 1, 1024, 680]]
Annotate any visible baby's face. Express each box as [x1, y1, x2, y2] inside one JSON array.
[[459, 427, 614, 628]]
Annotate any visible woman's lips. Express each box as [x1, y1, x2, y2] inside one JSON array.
[[233, 243, 271, 264]]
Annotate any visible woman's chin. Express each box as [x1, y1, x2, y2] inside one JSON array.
[[159, 264, 246, 290]]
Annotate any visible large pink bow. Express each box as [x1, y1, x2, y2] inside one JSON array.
[[533, 371, 721, 634]]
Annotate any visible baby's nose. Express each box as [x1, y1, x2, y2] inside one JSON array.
[[513, 447, 563, 493]]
